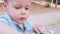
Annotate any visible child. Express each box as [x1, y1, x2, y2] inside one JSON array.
[[0, 0, 42, 34]]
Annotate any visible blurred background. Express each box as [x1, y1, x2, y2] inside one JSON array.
[[0, 0, 60, 34]]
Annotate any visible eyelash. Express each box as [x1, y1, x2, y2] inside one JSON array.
[[25, 8, 29, 10], [15, 7, 21, 9], [15, 7, 29, 10]]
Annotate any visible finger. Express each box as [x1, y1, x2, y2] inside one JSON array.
[[33, 25, 40, 34], [36, 24, 41, 32], [35, 25, 42, 34]]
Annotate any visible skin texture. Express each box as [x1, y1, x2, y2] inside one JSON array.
[[1, 0, 43, 34]]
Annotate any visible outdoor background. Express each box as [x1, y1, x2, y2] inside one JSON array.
[[0, 0, 60, 34]]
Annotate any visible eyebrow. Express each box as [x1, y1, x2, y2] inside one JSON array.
[[25, 5, 31, 7], [13, 4, 21, 6]]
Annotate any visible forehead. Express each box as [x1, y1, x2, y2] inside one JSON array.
[[8, 0, 31, 5]]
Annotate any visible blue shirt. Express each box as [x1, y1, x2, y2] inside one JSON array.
[[0, 12, 32, 34]]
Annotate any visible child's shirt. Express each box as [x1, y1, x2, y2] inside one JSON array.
[[0, 12, 32, 34]]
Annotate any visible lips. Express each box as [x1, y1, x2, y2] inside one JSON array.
[[19, 17, 26, 21]]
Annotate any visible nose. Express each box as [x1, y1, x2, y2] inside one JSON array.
[[20, 8, 26, 15]]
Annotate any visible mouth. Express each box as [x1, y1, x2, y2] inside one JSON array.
[[19, 17, 26, 21]]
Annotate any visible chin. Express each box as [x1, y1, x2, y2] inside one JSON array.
[[18, 21, 24, 24]]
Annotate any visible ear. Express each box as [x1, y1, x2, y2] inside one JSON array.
[[2, 2, 7, 11]]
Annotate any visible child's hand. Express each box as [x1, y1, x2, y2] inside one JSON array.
[[32, 24, 44, 34]]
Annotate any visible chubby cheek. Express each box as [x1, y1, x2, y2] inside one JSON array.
[[7, 8, 19, 20]]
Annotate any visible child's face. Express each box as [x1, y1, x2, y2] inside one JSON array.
[[3, 0, 31, 24]]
